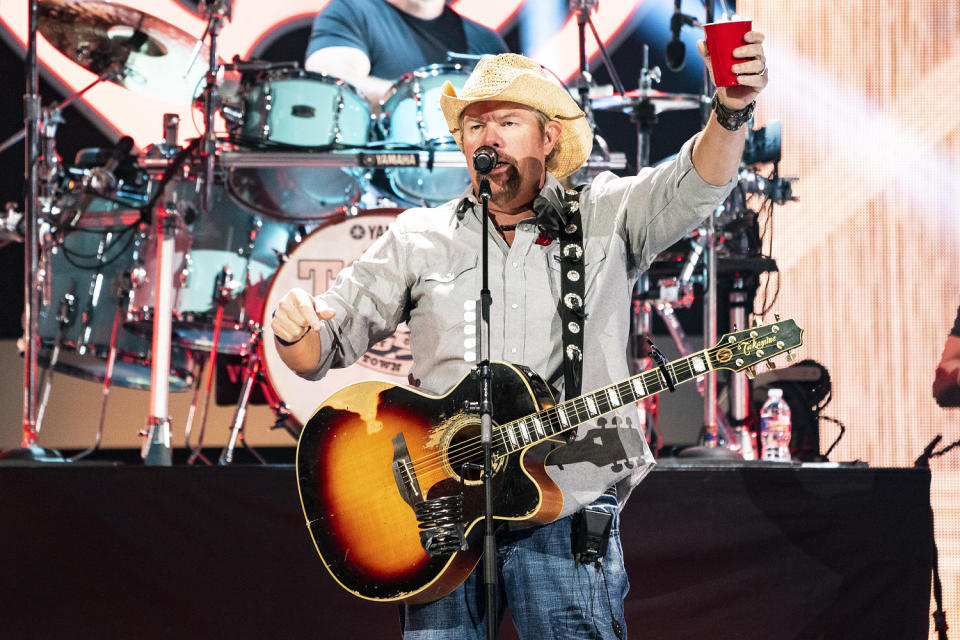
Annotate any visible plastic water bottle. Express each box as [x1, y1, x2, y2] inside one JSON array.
[[760, 388, 792, 462]]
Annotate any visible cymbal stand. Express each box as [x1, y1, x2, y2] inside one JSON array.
[[197, 0, 232, 214], [0, 64, 123, 158], [696, 0, 730, 450], [219, 327, 267, 466], [0, 0, 61, 462], [570, 0, 626, 167], [628, 46, 662, 438]]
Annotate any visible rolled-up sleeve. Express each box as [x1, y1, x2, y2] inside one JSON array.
[[588, 133, 737, 275], [299, 225, 411, 381]]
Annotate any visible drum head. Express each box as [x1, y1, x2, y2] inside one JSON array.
[[261, 210, 411, 426], [380, 64, 472, 206]]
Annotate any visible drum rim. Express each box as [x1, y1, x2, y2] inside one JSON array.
[[34, 342, 194, 391], [245, 67, 369, 106], [379, 62, 472, 110], [259, 208, 405, 427], [225, 165, 365, 223]]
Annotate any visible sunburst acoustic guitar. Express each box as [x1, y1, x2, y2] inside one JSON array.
[[296, 319, 804, 604]]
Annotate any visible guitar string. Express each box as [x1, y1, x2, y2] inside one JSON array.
[[407, 324, 799, 477], [407, 357, 704, 479], [405, 355, 705, 477], [413, 326, 795, 476], [409, 365, 675, 477], [407, 355, 709, 478]]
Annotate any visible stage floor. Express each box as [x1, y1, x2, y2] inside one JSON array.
[[0, 457, 932, 639]]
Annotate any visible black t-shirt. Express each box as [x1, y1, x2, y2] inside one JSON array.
[[305, 0, 508, 80]]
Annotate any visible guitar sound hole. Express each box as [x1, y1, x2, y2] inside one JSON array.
[[443, 422, 495, 485]]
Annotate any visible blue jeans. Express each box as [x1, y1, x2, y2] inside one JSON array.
[[401, 492, 629, 640]]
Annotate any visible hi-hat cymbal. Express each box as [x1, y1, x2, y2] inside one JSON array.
[[38, 0, 210, 103], [590, 89, 706, 115]]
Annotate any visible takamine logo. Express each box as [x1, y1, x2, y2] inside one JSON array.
[[360, 328, 413, 377], [736, 335, 777, 355]]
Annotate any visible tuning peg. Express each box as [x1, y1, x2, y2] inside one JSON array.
[[774, 313, 781, 322], [785, 351, 797, 363], [766, 359, 777, 370], [745, 366, 757, 380], [731, 323, 738, 332], [752, 317, 761, 328]]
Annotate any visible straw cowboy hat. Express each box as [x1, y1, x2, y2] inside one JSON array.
[[439, 53, 593, 179]]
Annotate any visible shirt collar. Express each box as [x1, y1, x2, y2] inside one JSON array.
[[454, 172, 565, 226]]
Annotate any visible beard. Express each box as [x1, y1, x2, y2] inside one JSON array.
[[489, 163, 523, 206]]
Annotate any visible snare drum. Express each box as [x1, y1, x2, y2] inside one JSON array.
[[227, 69, 372, 221], [379, 64, 472, 206], [38, 227, 193, 391], [126, 178, 298, 355], [261, 210, 412, 426]]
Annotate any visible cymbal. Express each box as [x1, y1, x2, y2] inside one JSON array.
[[38, 0, 209, 103], [590, 89, 706, 115]]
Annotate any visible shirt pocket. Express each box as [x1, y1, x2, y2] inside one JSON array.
[[545, 240, 608, 301], [415, 253, 479, 332]]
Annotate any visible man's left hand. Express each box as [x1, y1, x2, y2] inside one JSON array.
[[697, 30, 769, 111]]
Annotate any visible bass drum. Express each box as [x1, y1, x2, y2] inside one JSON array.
[[379, 64, 472, 206], [227, 69, 372, 222], [261, 209, 411, 426], [37, 225, 193, 391]]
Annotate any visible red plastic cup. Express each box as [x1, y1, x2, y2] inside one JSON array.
[[703, 20, 752, 87]]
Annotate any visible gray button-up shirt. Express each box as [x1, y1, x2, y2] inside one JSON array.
[[305, 134, 735, 517]]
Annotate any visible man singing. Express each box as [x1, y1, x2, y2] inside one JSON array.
[[273, 37, 768, 639]]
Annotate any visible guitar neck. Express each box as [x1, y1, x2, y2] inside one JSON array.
[[495, 349, 713, 456]]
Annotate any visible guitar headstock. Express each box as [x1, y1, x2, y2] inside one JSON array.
[[708, 317, 803, 378]]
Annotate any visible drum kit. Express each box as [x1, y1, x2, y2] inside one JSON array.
[[2, 0, 795, 463]]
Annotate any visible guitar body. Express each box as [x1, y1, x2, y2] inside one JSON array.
[[296, 362, 562, 603]]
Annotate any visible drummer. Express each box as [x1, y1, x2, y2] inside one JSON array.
[[304, 0, 508, 105]]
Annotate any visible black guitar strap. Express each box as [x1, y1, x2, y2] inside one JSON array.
[[557, 190, 586, 400]]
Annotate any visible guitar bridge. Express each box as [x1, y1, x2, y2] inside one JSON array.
[[391, 433, 422, 507]]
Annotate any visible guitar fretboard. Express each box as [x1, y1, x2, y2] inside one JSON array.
[[494, 349, 713, 456]]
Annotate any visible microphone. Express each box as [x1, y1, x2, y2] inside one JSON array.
[[472, 146, 498, 175], [665, 0, 700, 72], [67, 136, 134, 226]]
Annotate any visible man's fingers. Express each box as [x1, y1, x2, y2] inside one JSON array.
[[294, 296, 324, 332], [272, 315, 309, 343], [314, 303, 336, 321], [696, 39, 708, 59], [733, 43, 765, 60]]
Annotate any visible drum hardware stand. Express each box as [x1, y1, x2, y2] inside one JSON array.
[[219, 327, 267, 466], [34, 281, 77, 436], [627, 47, 662, 438], [186, 268, 235, 465], [0, 63, 127, 158], [0, 0, 62, 462], [183, 351, 213, 465], [194, 0, 232, 214], [569, 0, 625, 177], [728, 278, 757, 459], [68, 287, 131, 462], [140, 204, 180, 466]]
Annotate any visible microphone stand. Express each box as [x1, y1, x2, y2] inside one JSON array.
[[476, 173, 498, 640]]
